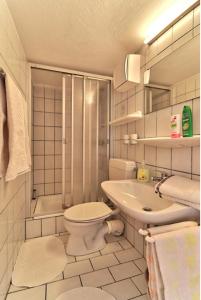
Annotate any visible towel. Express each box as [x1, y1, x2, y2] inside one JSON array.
[[154, 226, 200, 300], [155, 175, 200, 210], [5, 74, 31, 181], [146, 241, 164, 300], [0, 76, 9, 177], [146, 223, 199, 300]]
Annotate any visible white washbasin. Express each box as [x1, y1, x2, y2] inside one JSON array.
[[101, 180, 199, 225]]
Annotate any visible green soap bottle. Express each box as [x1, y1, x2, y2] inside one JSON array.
[[182, 105, 193, 137]]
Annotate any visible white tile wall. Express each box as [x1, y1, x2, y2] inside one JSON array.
[[112, 5, 200, 253], [0, 1, 28, 299]]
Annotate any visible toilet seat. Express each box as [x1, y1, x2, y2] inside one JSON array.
[[64, 202, 112, 223], [56, 287, 116, 300]]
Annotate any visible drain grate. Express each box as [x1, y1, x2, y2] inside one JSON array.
[[143, 207, 152, 212]]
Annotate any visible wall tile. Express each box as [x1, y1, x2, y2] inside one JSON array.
[[45, 99, 54, 113], [135, 144, 144, 163], [34, 86, 44, 98], [45, 113, 54, 126], [157, 28, 172, 53], [42, 218, 56, 236], [45, 183, 55, 195], [34, 98, 44, 112], [45, 169, 54, 183], [172, 147, 191, 173], [45, 156, 55, 169], [33, 156, 44, 170], [156, 148, 171, 169], [33, 141, 44, 155], [26, 219, 41, 239], [45, 127, 54, 140], [145, 146, 157, 166], [45, 141, 55, 155], [33, 112, 44, 126], [33, 170, 44, 184], [33, 126, 44, 140], [45, 87, 54, 99], [192, 146, 200, 175], [193, 98, 200, 134], [173, 11, 193, 42], [145, 112, 157, 138], [194, 6, 200, 27], [156, 107, 171, 137]]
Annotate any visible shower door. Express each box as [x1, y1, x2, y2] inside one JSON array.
[[62, 75, 110, 207]]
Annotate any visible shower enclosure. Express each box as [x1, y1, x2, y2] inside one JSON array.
[[31, 67, 110, 217]]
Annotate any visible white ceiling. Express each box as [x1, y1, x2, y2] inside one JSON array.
[[6, 0, 181, 76]]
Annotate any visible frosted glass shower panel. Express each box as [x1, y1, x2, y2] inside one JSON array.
[[72, 76, 84, 205]]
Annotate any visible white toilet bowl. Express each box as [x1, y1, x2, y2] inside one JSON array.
[[64, 159, 136, 256], [56, 287, 116, 300], [64, 202, 124, 255]]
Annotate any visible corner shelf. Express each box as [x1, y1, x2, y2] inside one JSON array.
[[136, 135, 200, 148], [109, 111, 143, 126]]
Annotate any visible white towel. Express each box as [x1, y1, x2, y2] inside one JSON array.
[[0, 77, 9, 177], [155, 176, 200, 210], [145, 221, 198, 300], [5, 74, 31, 181], [154, 226, 200, 300]]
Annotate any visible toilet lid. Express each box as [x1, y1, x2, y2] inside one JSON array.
[[56, 287, 116, 300], [64, 202, 112, 222]]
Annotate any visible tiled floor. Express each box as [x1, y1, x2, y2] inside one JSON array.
[[6, 234, 149, 300]]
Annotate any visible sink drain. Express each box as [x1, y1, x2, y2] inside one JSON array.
[[143, 207, 152, 212]]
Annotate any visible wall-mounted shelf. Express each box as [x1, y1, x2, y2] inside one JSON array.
[[109, 111, 143, 126], [137, 135, 200, 148]]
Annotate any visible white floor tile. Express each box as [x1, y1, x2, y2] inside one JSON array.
[[8, 285, 27, 293], [101, 242, 122, 255], [66, 255, 76, 264], [105, 234, 125, 243], [115, 248, 141, 263], [76, 251, 100, 261], [81, 268, 114, 287], [91, 253, 119, 270], [118, 239, 132, 249], [134, 258, 147, 273], [102, 278, 141, 300], [46, 276, 81, 300], [64, 259, 92, 278], [130, 295, 149, 300], [132, 274, 148, 294], [6, 286, 45, 300], [46, 273, 63, 283], [109, 262, 141, 281]]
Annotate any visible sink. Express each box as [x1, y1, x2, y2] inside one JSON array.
[[101, 180, 199, 225]]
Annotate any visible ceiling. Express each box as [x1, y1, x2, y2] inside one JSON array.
[[6, 0, 181, 76]]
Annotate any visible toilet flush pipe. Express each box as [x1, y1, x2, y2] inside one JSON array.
[[85, 219, 124, 250]]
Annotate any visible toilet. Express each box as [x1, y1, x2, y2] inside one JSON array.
[[64, 159, 136, 255], [56, 287, 116, 300]]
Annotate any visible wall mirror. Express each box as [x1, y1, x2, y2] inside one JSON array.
[[144, 34, 200, 114]]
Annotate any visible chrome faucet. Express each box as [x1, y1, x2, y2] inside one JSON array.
[[151, 172, 169, 182]]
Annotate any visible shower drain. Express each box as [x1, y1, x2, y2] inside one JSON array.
[[143, 207, 152, 212]]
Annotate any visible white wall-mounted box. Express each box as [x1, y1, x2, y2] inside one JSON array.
[[113, 54, 141, 92]]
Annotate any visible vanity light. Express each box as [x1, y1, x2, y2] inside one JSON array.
[[144, 0, 198, 44]]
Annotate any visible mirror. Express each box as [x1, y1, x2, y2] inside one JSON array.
[[144, 35, 200, 114]]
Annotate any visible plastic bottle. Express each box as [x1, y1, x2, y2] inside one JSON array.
[[137, 160, 150, 183], [182, 106, 193, 137], [170, 114, 181, 138]]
